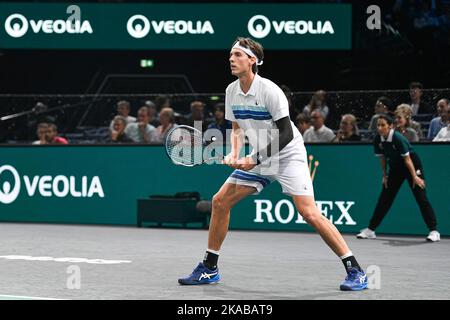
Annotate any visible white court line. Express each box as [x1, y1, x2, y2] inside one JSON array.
[[0, 255, 132, 264], [0, 294, 65, 300]]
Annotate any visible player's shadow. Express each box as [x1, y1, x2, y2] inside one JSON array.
[[373, 237, 431, 247]]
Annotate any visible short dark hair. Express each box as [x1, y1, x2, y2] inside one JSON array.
[[409, 82, 423, 90], [232, 37, 264, 74], [154, 95, 170, 110], [296, 113, 310, 124], [213, 103, 225, 113], [138, 106, 150, 117], [376, 96, 393, 111], [117, 100, 130, 110], [48, 123, 58, 133], [377, 113, 394, 125]]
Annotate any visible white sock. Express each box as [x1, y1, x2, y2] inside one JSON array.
[[340, 251, 353, 260], [206, 248, 220, 255]]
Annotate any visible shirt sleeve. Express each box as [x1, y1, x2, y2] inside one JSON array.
[[394, 134, 411, 156], [265, 86, 289, 121], [225, 85, 236, 122]]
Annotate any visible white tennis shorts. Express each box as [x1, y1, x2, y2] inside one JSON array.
[[225, 157, 314, 196]]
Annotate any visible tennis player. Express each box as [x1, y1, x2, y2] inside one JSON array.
[[178, 37, 368, 291], [357, 114, 440, 241]]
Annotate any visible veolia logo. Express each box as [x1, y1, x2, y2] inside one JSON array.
[[126, 14, 214, 39], [127, 15, 150, 39], [247, 14, 335, 39], [0, 165, 21, 204], [4, 14, 28, 38], [4, 12, 93, 38], [0, 164, 104, 205], [247, 15, 271, 39]]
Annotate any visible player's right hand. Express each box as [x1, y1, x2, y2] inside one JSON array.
[[222, 153, 239, 169]]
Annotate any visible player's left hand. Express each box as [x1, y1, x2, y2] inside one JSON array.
[[235, 156, 257, 171]]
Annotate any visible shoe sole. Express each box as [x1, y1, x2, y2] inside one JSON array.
[[178, 277, 221, 285], [340, 283, 368, 291]]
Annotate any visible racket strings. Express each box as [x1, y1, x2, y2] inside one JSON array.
[[166, 127, 204, 166]]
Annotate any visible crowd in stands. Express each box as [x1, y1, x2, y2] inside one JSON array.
[[27, 81, 450, 145]]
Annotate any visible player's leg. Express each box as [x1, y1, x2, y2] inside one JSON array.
[[406, 154, 439, 241], [277, 159, 367, 290], [178, 181, 256, 285], [292, 195, 350, 257], [292, 195, 367, 291], [207, 182, 257, 253]]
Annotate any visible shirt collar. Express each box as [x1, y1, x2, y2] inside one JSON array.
[[237, 73, 260, 97], [381, 129, 394, 142]]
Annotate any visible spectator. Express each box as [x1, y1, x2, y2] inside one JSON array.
[[32, 122, 50, 145], [302, 90, 330, 119], [153, 107, 178, 144], [295, 113, 311, 135], [107, 116, 132, 143], [302, 110, 335, 143], [207, 103, 232, 142], [184, 101, 210, 132], [145, 100, 160, 128], [408, 82, 433, 115], [47, 123, 68, 144], [124, 106, 155, 143], [368, 96, 393, 133], [109, 100, 136, 131], [334, 114, 361, 142], [427, 98, 449, 140], [433, 123, 450, 141], [394, 104, 420, 142], [154, 95, 171, 111]]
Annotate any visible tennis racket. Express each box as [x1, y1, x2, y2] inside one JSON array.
[[165, 125, 223, 167]]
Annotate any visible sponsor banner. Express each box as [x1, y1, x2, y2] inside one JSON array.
[[0, 145, 448, 236], [0, 3, 351, 49]]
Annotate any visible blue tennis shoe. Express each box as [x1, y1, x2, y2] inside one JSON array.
[[340, 267, 368, 291], [178, 262, 220, 285]]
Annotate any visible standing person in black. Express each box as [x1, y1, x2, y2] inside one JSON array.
[[357, 114, 440, 242]]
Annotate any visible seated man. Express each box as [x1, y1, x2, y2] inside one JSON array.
[[152, 107, 178, 144], [124, 106, 156, 143], [109, 100, 136, 131], [183, 101, 210, 132], [47, 123, 68, 144], [295, 113, 311, 135], [32, 122, 50, 145], [427, 99, 449, 140], [368, 96, 392, 133], [433, 109, 450, 141], [408, 82, 433, 115], [333, 114, 361, 142], [207, 103, 232, 141], [302, 110, 335, 143], [108, 116, 133, 143]]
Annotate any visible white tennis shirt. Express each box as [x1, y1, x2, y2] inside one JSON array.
[[225, 73, 305, 161]]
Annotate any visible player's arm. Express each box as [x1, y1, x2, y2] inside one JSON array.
[[251, 116, 293, 164], [223, 121, 244, 168], [235, 116, 293, 171]]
